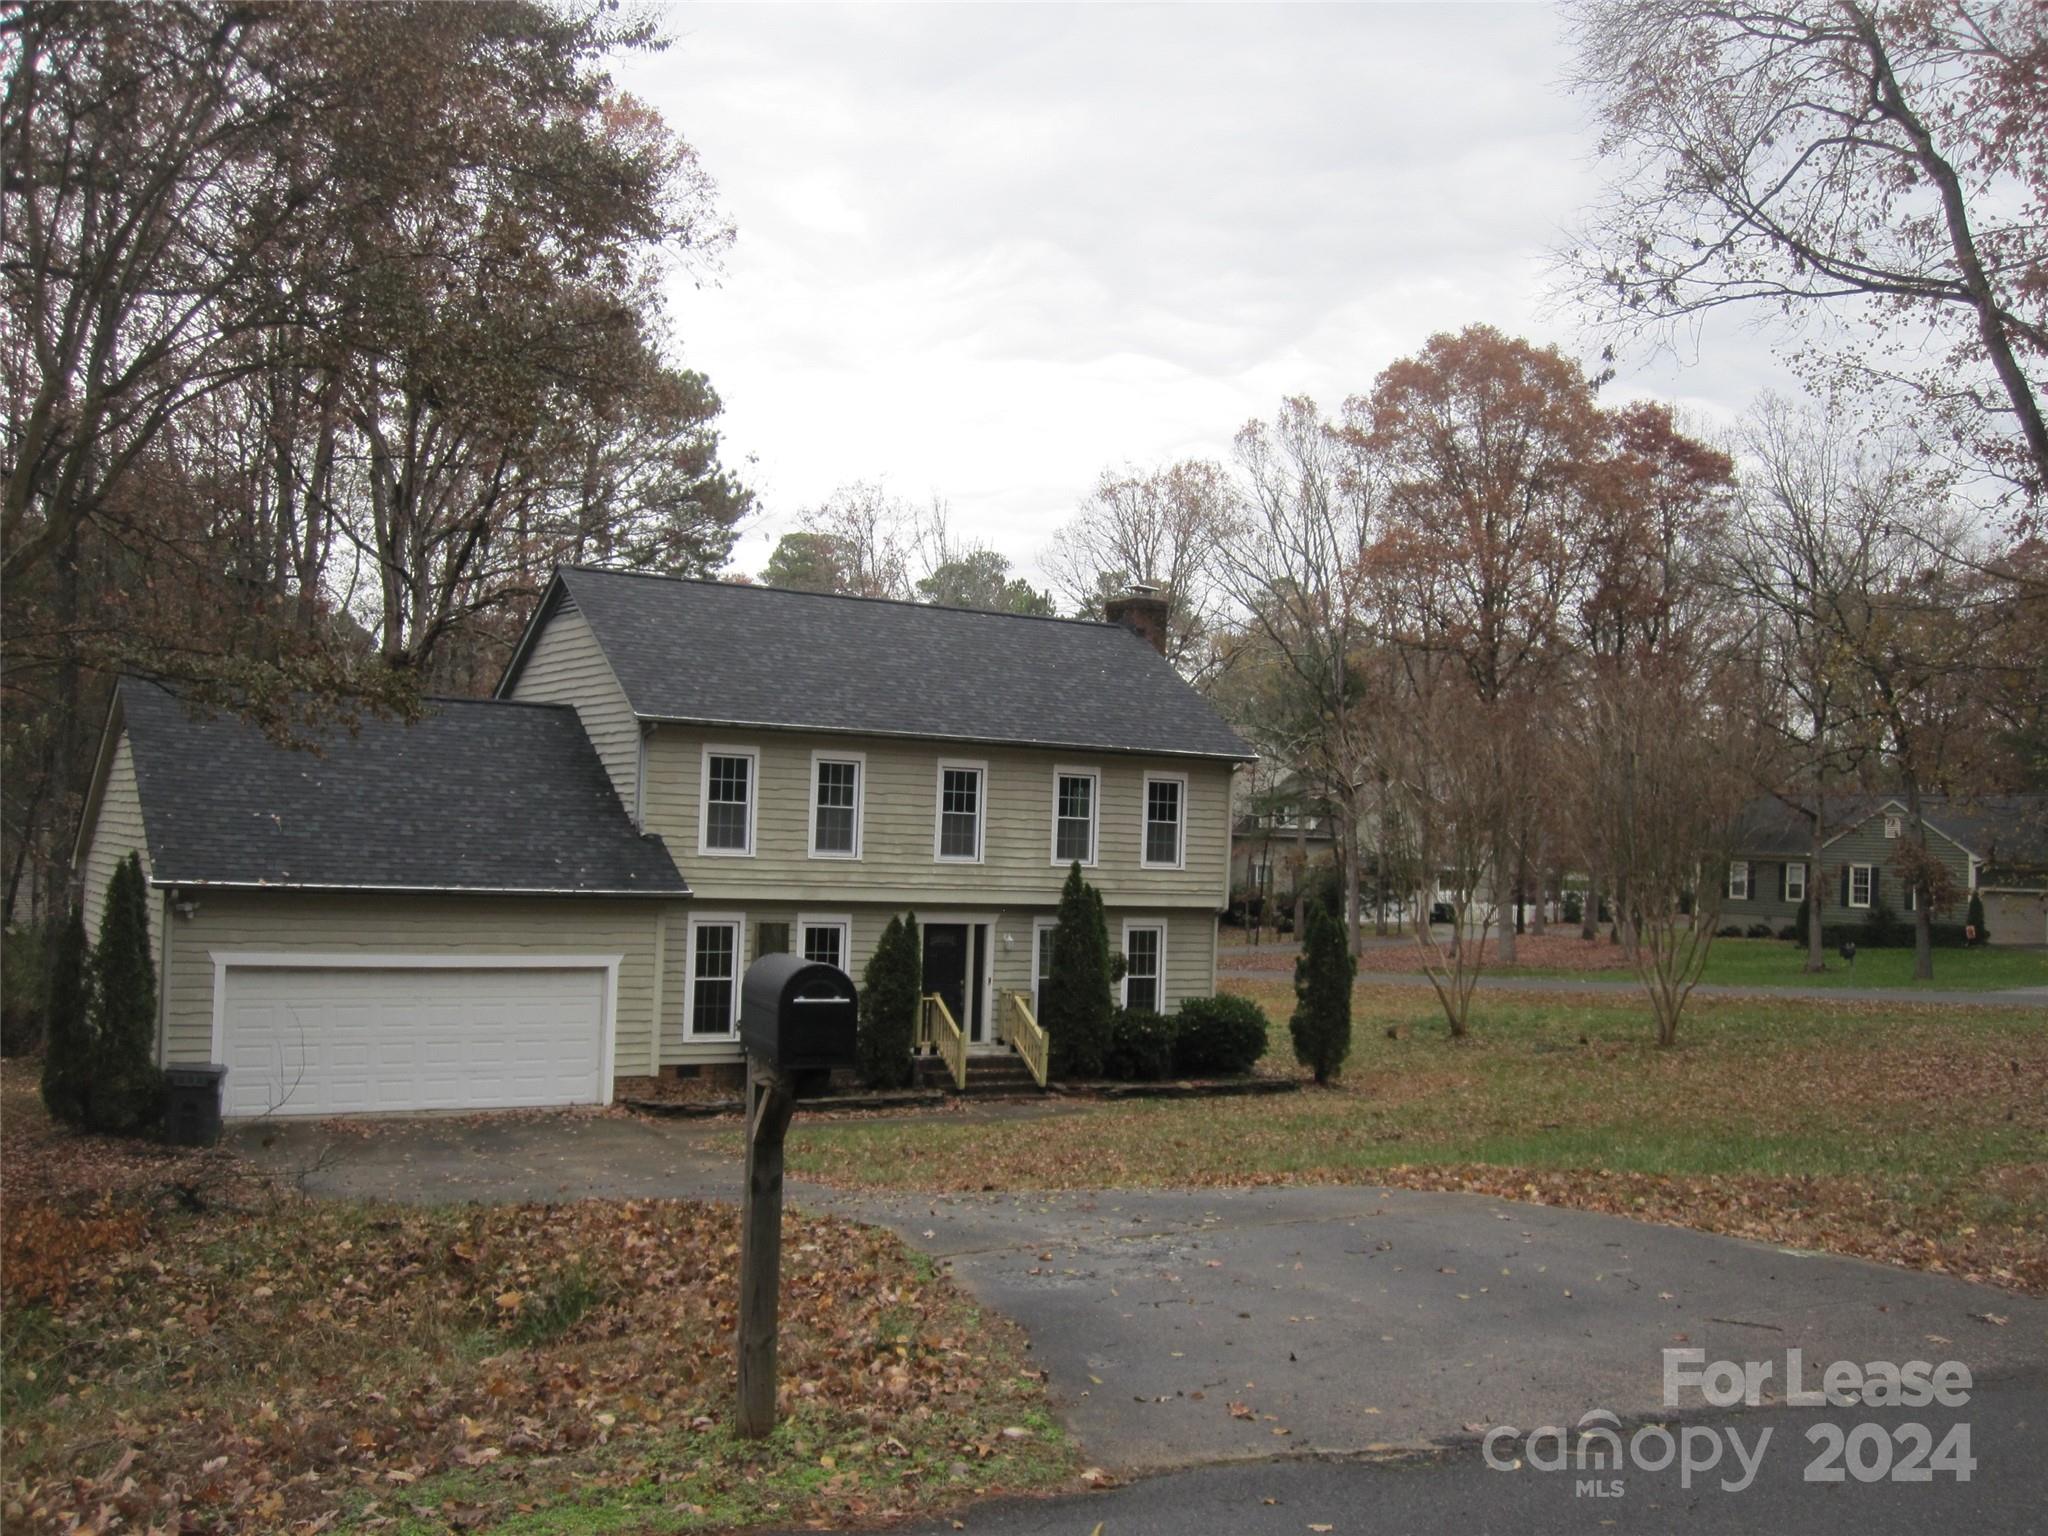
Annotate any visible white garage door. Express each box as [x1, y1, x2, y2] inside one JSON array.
[[220, 964, 608, 1118]]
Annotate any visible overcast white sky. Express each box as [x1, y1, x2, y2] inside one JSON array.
[[618, 3, 1798, 592]]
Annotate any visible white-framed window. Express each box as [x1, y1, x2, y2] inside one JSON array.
[[1121, 920, 1166, 1013], [686, 914, 744, 1037], [1051, 767, 1099, 866], [699, 746, 758, 856], [1784, 861, 1807, 903], [1848, 863, 1874, 909], [1904, 884, 1918, 912], [1031, 916, 1058, 1016], [1727, 861, 1750, 901], [809, 752, 864, 859], [934, 760, 986, 862], [1141, 772, 1187, 869], [798, 914, 852, 972], [1884, 814, 1902, 839], [1250, 859, 1271, 889]]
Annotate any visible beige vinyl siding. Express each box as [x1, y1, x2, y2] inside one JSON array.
[[165, 892, 670, 1078], [79, 731, 162, 960], [502, 598, 641, 819], [656, 901, 1218, 1066], [641, 726, 1234, 910]]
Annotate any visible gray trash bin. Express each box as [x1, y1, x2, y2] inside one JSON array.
[[163, 1064, 228, 1146]]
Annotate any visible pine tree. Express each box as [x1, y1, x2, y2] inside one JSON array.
[[87, 852, 165, 1134], [1043, 862, 1112, 1078], [1289, 902, 1355, 1085], [857, 913, 920, 1088], [40, 906, 91, 1126]]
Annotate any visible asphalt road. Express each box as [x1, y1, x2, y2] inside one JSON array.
[[897, 1373, 2048, 1535]]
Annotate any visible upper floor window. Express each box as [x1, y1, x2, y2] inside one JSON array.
[[1727, 861, 1750, 901], [810, 753, 864, 859], [1052, 768, 1098, 865], [700, 747, 757, 856], [935, 761, 986, 862], [1884, 814, 1902, 839], [1784, 861, 1806, 903], [1142, 773, 1186, 869]]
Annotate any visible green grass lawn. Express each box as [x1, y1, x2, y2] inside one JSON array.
[[788, 983, 2048, 1293], [1514, 937, 2048, 990]]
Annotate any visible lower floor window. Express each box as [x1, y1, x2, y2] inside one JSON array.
[[1784, 861, 1806, 903], [689, 919, 740, 1036], [801, 918, 850, 972], [1123, 924, 1164, 1014], [1849, 864, 1874, 909], [1727, 861, 1750, 901]]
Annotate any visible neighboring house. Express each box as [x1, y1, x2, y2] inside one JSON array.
[[72, 570, 1250, 1118], [1724, 794, 2047, 945], [1228, 773, 1340, 901]]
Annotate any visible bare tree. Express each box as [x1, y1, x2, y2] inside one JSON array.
[[1043, 460, 1233, 674], [1562, 0, 2048, 501], [1218, 397, 1382, 954]]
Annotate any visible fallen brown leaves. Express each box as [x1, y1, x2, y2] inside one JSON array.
[[1220, 933, 1633, 975], [0, 1063, 1068, 1534]]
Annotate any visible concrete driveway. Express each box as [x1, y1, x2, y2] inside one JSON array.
[[236, 1112, 2048, 1476]]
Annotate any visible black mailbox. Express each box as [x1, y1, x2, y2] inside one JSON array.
[[741, 954, 859, 1075]]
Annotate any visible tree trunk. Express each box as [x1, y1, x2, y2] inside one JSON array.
[[1581, 869, 1599, 941], [1902, 781, 1935, 982], [1806, 803, 1827, 973], [1494, 829, 1517, 966], [1292, 814, 1307, 941]]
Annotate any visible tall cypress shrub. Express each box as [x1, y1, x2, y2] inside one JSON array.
[[1965, 892, 1989, 945], [87, 852, 165, 1134], [40, 906, 91, 1127], [857, 914, 920, 1089], [1043, 862, 1111, 1078], [1289, 902, 1354, 1085]]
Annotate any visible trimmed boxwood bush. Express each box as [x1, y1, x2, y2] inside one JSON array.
[[1745, 923, 1774, 939], [1173, 994, 1268, 1076], [1102, 1008, 1177, 1081]]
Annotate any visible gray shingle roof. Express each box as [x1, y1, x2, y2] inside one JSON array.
[[116, 678, 687, 897], [510, 567, 1252, 761], [1733, 792, 2048, 869]]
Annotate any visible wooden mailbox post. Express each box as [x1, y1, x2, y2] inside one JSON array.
[[734, 954, 860, 1439]]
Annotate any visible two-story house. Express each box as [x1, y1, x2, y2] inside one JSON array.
[[71, 568, 1250, 1118]]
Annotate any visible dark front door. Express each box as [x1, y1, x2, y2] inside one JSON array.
[[924, 924, 969, 1036]]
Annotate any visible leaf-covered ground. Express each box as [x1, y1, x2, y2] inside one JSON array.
[[788, 984, 2048, 1295], [0, 1064, 1071, 1535]]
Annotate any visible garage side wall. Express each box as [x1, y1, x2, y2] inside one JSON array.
[[80, 731, 162, 958], [165, 893, 672, 1079]]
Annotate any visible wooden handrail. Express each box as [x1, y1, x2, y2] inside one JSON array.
[[1001, 990, 1050, 1088], [921, 993, 967, 1091]]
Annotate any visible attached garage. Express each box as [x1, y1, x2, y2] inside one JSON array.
[[74, 679, 689, 1120], [215, 957, 615, 1118]]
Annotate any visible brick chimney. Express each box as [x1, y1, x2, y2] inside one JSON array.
[[1104, 582, 1170, 654]]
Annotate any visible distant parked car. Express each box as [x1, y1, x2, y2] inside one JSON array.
[[1429, 901, 1454, 925]]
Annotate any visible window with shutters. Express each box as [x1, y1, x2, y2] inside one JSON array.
[[1784, 862, 1806, 903], [1727, 861, 1750, 901], [1849, 863, 1874, 908]]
